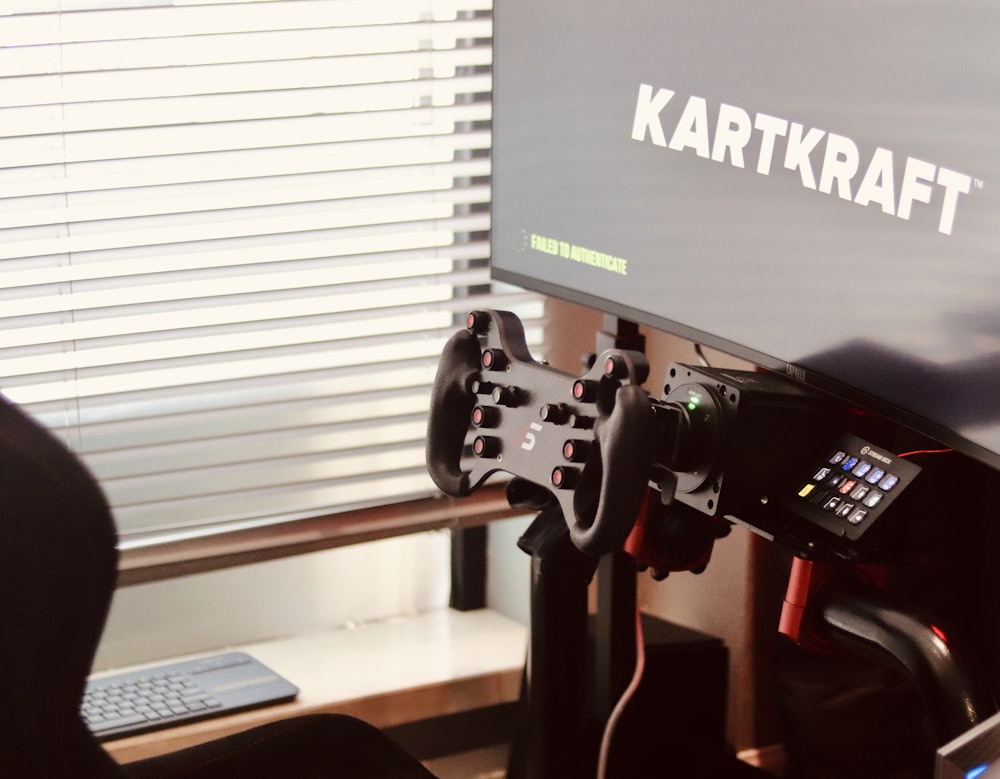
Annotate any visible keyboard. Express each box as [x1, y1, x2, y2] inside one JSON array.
[[82, 651, 299, 741]]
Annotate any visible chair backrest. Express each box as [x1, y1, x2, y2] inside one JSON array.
[[0, 396, 122, 776]]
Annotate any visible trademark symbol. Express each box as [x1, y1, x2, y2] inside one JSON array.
[[974, 178, 985, 189]]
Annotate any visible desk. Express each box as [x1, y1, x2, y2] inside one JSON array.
[[101, 609, 526, 765]]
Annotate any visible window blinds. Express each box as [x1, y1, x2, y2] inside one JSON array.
[[0, 0, 542, 539]]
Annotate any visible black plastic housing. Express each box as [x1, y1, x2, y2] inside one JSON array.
[[658, 364, 843, 549]]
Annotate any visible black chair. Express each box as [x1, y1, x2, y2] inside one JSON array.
[[0, 395, 436, 778]]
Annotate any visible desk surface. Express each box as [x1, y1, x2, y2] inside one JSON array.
[[100, 609, 526, 764]]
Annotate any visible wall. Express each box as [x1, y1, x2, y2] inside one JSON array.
[[96, 531, 451, 670]]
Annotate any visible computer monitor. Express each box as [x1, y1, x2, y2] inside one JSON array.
[[490, 0, 1000, 473]]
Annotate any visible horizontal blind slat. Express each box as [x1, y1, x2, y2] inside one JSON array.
[[0, 75, 494, 137], [4, 331, 461, 404], [1, 159, 492, 229], [0, 103, 493, 163], [0, 205, 492, 263], [111, 470, 440, 534], [0, 131, 492, 198], [0, 20, 493, 78], [0, 240, 491, 304], [77, 388, 435, 453], [15, 297, 540, 424], [93, 417, 432, 485], [4, 1, 494, 45]]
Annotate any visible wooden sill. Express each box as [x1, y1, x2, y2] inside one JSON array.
[[117, 486, 520, 586], [101, 609, 527, 765]]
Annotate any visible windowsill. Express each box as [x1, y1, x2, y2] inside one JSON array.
[[101, 609, 527, 765], [117, 487, 519, 586]]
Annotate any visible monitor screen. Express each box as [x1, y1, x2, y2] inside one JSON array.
[[490, 0, 1000, 471]]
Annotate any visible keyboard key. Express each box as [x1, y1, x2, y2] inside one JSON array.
[[879, 474, 900, 491], [863, 490, 885, 508], [838, 479, 858, 495], [852, 461, 872, 478], [850, 484, 871, 501], [848, 508, 869, 525], [836, 502, 856, 519], [865, 467, 886, 485]]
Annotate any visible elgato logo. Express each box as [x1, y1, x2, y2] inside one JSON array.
[[860, 445, 893, 465], [630, 83, 976, 236]]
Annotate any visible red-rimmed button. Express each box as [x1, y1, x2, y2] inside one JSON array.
[[572, 379, 597, 402], [604, 354, 628, 379], [473, 436, 501, 458], [481, 349, 508, 371], [562, 439, 589, 463], [466, 311, 490, 334], [471, 405, 499, 428], [551, 466, 578, 489]]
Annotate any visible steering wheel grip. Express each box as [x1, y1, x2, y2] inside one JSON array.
[[426, 315, 656, 557], [426, 329, 481, 497], [569, 383, 656, 555]]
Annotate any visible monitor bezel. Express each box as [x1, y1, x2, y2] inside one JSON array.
[[491, 265, 1000, 474]]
